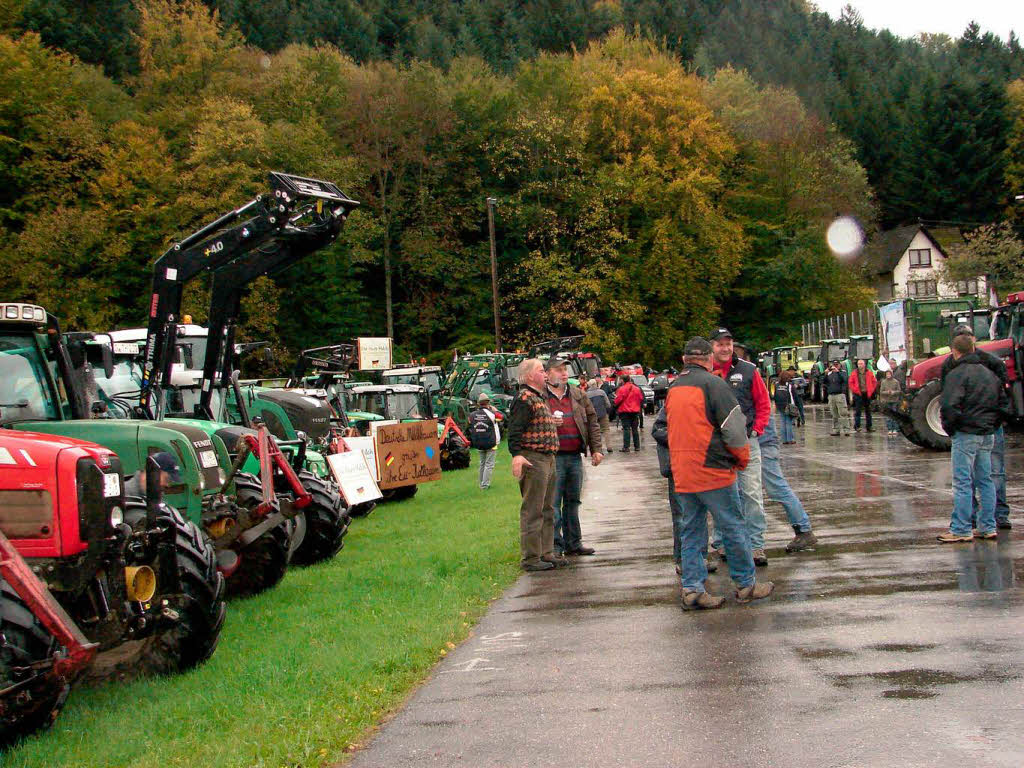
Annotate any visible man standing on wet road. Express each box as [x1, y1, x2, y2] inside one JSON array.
[[709, 328, 771, 567], [661, 337, 773, 609], [825, 361, 851, 436], [544, 359, 604, 559], [940, 324, 1012, 530], [848, 358, 877, 432], [507, 359, 561, 571], [937, 334, 1005, 543], [759, 419, 817, 553]]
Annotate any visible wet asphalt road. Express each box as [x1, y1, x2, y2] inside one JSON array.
[[347, 407, 1024, 768]]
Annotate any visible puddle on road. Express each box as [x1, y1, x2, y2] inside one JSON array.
[[882, 688, 938, 699], [868, 643, 938, 653], [830, 666, 1021, 699]]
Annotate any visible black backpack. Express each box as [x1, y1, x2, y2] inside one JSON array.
[[468, 408, 498, 449]]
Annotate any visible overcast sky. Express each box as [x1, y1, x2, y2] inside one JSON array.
[[812, 1, 1024, 42]]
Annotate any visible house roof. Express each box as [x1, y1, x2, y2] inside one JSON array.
[[860, 224, 966, 276]]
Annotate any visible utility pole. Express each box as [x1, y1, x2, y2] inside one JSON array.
[[487, 197, 502, 352]]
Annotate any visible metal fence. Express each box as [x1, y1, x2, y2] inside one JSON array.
[[802, 307, 876, 345]]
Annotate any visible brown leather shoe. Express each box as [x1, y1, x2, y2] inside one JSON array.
[[523, 561, 555, 572], [735, 580, 774, 603], [682, 590, 725, 610], [566, 546, 596, 556], [542, 553, 570, 568]]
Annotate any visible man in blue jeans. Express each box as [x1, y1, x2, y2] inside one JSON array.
[[543, 359, 604, 559], [659, 337, 773, 609], [937, 334, 1006, 543], [759, 419, 817, 552]]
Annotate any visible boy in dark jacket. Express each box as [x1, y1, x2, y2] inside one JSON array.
[[937, 334, 1007, 543]]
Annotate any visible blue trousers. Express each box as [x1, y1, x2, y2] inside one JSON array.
[[672, 482, 756, 593], [952, 433, 996, 536], [553, 453, 584, 553], [760, 439, 812, 532]]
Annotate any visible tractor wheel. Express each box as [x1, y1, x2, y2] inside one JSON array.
[[383, 485, 418, 502], [907, 380, 951, 450], [289, 471, 350, 566], [227, 476, 290, 599], [131, 502, 227, 675], [348, 501, 376, 518], [0, 582, 69, 746]]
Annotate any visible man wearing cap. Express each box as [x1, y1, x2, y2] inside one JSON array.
[[708, 328, 772, 567], [941, 324, 1011, 530], [468, 392, 502, 490], [507, 359, 561, 571], [825, 360, 852, 436], [659, 336, 773, 609], [124, 451, 181, 498], [544, 358, 604, 558]]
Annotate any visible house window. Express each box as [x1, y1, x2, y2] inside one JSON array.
[[907, 280, 937, 297], [956, 279, 978, 296], [908, 248, 932, 268]]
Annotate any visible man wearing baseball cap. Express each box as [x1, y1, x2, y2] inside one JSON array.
[[940, 323, 1011, 529], [656, 336, 772, 608], [124, 451, 181, 498], [708, 327, 772, 566]]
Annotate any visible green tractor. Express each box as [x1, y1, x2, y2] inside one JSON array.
[[1, 303, 228, 689], [842, 334, 876, 376], [808, 338, 849, 402], [433, 352, 524, 429]]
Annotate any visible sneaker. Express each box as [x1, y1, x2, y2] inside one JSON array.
[[735, 581, 774, 603], [785, 530, 818, 553], [705, 556, 718, 573], [682, 590, 725, 611], [997, 519, 1012, 530], [976, 530, 998, 540], [752, 549, 768, 567], [542, 553, 570, 568], [523, 561, 555, 571], [936, 531, 973, 543]]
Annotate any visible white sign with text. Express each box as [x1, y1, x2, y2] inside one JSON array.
[[327, 451, 383, 505]]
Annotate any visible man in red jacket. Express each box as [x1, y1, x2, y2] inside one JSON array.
[[614, 375, 644, 452], [708, 328, 772, 566], [848, 358, 878, 432]]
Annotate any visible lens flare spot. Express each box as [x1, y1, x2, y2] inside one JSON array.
[[826, 216, 865, 260]]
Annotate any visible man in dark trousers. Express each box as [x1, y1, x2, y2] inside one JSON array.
[[709, 328, 772, 567], [507, 358, 561, 571], [545, 359, 604, 558], [661, 337, 773, 609], [825, 360, 851, 436], [614, 374, 644, 452], [937, 333, 1006, 542], [941, 324, 1012, 530], [848, 358, 877, 432]]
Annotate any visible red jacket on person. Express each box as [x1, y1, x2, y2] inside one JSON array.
[[614, 382, 643, 413], [848, 369, 877, 398]]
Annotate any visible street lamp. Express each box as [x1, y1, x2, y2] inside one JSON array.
[[486, 197, 502, 353]]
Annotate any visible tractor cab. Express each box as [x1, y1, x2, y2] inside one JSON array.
[[381, 364, 444, 394], [844, 335, 875, 375]]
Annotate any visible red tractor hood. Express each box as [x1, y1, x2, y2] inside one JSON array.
[[0, 429, 115, 464], [909, 338, 1015, 387]]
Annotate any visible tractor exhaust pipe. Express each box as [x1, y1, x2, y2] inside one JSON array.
[[124, 566, 157, 603]]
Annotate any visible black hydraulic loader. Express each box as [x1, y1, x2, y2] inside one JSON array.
[[196, 202, 356, 566]]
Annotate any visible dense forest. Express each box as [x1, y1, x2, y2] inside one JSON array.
[[2, 0, 1023, 365]]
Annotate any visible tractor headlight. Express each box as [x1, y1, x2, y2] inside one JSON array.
[[109, 505, 124, 528], [217, 468, 227, 486]]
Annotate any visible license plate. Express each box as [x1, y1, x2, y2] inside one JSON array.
[[199, 450, 219, 469], [103, 473, 121, 498]]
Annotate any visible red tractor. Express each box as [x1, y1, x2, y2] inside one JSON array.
[[0, 430, 226, 743], [894, 292, 1023, 449]]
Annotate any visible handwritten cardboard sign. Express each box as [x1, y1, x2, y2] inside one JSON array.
[[327, 451, 382, 505], [342, 436, 378, 481], [374, 419, 442, 490]]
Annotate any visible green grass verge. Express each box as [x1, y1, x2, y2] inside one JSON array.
[[5, 449, 520, 768]]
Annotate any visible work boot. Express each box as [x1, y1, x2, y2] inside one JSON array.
[[682, 590, 725, 611], [523, 561, 555, 572], [567, 546, 596, 555], [752, 549, 768, 567], [997, 519, 1012, 530], [936, 530, 973, 543], [785, 527, 818, 553], [542, 553, 570, 568], [735, 581, 775, 603]]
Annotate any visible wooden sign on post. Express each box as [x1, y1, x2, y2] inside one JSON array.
[[375, 419, 442, 490]]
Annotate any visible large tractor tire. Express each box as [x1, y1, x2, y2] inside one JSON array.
[[0, 582, 70, 746], [907, 380, 952, 450], [382, 485, 418, 502], [226, 474, 290, 599], [289, 470, 349, 566], [348, 501, 376, 518], [128, 502, 227, 675]]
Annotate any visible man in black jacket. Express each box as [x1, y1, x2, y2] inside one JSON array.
[[937, 334, 1006, 543], [825, 361, 851, 436], [940, 324, 1012, 529]]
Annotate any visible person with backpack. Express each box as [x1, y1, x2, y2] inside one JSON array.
[[469, 392, 501, 489], [772, 369, 799, 444]]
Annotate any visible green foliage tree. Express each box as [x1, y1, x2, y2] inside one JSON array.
[[942, 223, 1024, 295]]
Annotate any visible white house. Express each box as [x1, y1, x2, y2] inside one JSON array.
[[862, 224, 987, 302]]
